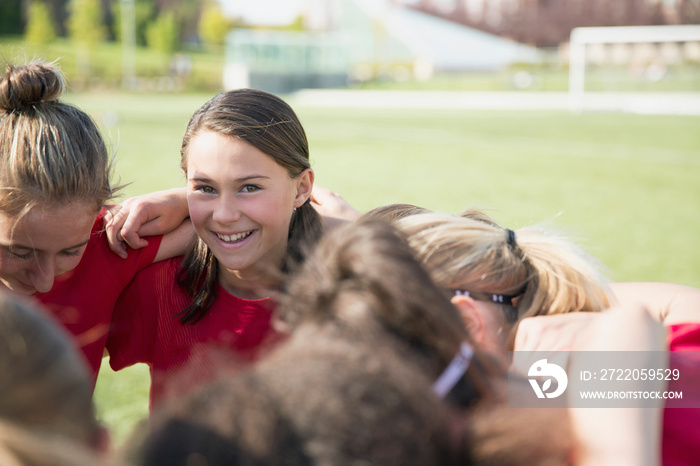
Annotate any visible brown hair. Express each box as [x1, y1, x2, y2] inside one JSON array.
[[0, 61, 116, 218], [142, 338, 462, 466], [0, 420, 114, 466], [177, 89, 322, 323], [140, 220, 572, 466], [360, 203, 432, 222], [142, 327, 572, 466], [0, 293, 102, 447], [463, 399, 573, 466], [138, 369, 312, 466], [278, 219, 504, 408]]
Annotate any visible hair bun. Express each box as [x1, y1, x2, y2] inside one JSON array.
[[0, 61, 65, 111]]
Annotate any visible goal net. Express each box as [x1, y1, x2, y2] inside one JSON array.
[[568, 25, 700, 114]]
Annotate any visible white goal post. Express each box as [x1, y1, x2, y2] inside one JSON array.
[[569, 25, 700, 113]]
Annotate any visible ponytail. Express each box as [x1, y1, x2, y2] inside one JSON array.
[[177, 239, 218, 324], [284, 198, 323, 274], [397, 212, 613, 326], [513, 226, 612, 319]]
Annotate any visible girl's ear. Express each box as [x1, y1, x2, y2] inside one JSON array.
[[451, 294, 485, 344], [294, 168, 314, 208]]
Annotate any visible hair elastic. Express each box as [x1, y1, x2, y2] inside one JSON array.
[[506, 228, 517, 247], [432, 343, 474, 398]]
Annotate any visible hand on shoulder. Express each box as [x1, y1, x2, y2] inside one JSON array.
[[104, 188, 190, 259]]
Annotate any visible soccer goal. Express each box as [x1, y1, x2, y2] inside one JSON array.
[[568, 25, 700, 114]]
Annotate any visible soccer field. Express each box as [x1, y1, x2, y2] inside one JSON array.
[[70, 91, 700, 445]]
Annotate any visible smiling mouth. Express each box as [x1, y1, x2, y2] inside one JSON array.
[[7, 280, 36, 295], [215, 230, 254, 244]]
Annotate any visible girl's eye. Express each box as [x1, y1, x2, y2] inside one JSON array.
[[62, 249, 83, 257], [8, 249, 31, 260], [195, 185, 216, 194], [241, 185, 260, 193]]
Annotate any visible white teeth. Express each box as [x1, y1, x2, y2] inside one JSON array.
[[216, 231, 253, 243]]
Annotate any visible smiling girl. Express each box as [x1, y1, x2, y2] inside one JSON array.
[[106, 89, 322, 407]]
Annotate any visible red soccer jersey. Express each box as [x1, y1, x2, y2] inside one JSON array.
[[106, 257, 280, 408], [35, 211, 162, 384], [662, 323, 700, 466]]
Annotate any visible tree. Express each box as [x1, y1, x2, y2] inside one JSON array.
[[25, 1, 57, 46], [67, 0, 107, 78], [0, 0, 23, 35], [111, 0, 155, 46], [67, 0, 106, 45], [146, 11, 179, 54], [154, 0, 200, 42], [198, 3, 231, 48]]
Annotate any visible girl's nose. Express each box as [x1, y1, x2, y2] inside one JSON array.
[[212, 195, 242, 225], [27, 257, 56, 293]]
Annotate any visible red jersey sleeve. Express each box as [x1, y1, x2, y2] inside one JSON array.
[[35, 210, 164, 381], [106, 259, 181, 371], [94, 209, 164, 285], [662, 323, 700, 466]]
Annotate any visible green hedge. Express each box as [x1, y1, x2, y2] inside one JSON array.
[[0, 36, 225, 92]]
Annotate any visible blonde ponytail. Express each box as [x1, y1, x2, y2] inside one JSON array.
[[512, 226, 612, 319], [398, 212, 613, 323]]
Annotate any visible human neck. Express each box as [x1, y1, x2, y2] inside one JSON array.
[[218, 265, 277, 300]]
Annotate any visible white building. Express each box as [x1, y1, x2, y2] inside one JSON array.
[[221, 0, 543, 91]]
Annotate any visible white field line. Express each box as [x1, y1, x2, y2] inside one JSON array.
[[290, 90, 700, 116]]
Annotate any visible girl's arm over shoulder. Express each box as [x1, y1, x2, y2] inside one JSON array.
[[610, 282, 700, 325], [153, 219, 196, 262], [568, 304, 666, 466], [515, 304, 666, 465], [105, 188, 193, 260]]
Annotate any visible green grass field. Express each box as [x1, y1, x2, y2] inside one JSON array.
[[69, 91, 700, 447]]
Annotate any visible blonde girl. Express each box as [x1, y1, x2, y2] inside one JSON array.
[[396, 211, 613, 357]]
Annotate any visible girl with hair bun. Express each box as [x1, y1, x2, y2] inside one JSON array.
[[105, 89, 323, 408], [0, 60, 188, 383]]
